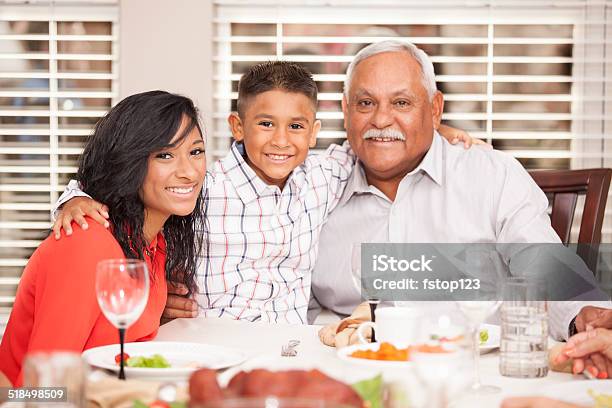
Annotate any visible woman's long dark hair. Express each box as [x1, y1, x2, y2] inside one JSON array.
[[77, 90, 206, 295]]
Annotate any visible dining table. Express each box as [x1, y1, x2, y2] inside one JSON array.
[[154, 316, 588, 408]]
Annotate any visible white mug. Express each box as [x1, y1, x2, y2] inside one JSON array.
[[356, 307, 422, 347]]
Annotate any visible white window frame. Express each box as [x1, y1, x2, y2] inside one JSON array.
[[213, 0, 612, 241], [0, 1, 119, 333]]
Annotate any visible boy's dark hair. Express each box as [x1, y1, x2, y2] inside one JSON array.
[[237, 61, 318, 117], [77, 90, 206, 296]]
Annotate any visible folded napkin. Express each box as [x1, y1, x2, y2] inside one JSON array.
[[86, 372, 188, 408], [318, 302, 372, 348]]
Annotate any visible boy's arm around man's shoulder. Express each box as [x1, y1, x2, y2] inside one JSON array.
[[305, 141, 355, 212], [304, 141, 356, 216]]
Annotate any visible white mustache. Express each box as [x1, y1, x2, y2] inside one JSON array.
[[362, 128, 406, 141]]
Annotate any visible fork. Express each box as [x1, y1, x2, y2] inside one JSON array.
[[280, 339, 300, 357]]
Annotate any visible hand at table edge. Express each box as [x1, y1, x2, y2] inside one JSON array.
[[161, 282, 198, 325]]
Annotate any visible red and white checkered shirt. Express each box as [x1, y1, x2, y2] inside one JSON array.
[[198, 141, 354, 323]]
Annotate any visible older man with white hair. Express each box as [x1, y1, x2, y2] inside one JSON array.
[[311, 40, 612, 366]]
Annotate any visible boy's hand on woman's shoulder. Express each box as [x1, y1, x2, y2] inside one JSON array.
[[52, 197, 109, 240], [161, 282, 199, 325]]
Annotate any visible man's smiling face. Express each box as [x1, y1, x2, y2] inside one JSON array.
[[343, 51, 444, 182]]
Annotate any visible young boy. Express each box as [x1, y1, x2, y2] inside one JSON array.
[[52, 62, 471, 324], [197, 62, 352, 323]]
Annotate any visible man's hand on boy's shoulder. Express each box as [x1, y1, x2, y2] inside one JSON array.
[[161, 282, 198, 325], [438, 124, 489, 149], [52, 197, 109, 240]]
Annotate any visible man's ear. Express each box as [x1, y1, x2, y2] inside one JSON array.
[[309, 119, 321, 148], [228, 112, 244, 142], [341, 95, 349, 131], [431, 91, 444, 130]]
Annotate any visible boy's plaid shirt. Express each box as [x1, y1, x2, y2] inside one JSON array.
[[197, 141, 353, 324]]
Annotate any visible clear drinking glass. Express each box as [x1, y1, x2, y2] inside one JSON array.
[[412, 343, 470, 408], [500, 277, 548, 378], [455, 300, 502, 394], [95, 259, 149, 380], [23, 352, 87, 408], [351, 243, 380, 341]]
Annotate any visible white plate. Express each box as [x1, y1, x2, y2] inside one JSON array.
[[478, 324, 500, 354], [336, 323, 500, 368], [430, 323, 500, 354], [540, 380, 612, 405], [82, 341, 247, 379]]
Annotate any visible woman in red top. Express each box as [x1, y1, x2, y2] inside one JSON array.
[[0, 91, 207, 386]]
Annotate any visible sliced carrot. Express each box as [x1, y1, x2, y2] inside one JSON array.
[[350, 342, 411, 361]]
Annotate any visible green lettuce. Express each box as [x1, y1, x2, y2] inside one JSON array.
[[352, 374, 383, 408], [479, 329, 489, 345], [126, 354, 171, 368]]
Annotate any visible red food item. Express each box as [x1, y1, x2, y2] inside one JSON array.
[[114, 352, 130, 365], [235, 369, 303, 398], [149, 401, 170, 408], [189, 368, 224, 404], [189, 368, 363, 408], [296, 370, 363, 407], [225, 371, 247, 397]]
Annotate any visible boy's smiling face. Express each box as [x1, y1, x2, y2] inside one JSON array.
[[229, 89, 320, 189]]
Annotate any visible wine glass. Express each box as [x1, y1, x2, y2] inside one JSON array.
[[455, 300, 502, 394], [350, 243, 380, 341], [96, 259, 149, 380]]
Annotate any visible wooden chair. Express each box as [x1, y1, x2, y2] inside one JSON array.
[[529, 168, 612, 272]]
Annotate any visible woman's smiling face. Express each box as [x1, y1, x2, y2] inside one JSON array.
[[140, 117, 207, 225]]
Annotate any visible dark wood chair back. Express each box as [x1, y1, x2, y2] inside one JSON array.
[[529, 168, 612, 271], [529, 168, 611, 245]]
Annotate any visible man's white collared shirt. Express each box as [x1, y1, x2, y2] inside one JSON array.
[[310, 132, 608, 340]]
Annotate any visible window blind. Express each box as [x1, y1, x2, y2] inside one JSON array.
[[0, 0, 119, 335], [212, 0, 612, 244]]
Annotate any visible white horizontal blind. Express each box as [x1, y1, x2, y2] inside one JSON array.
[[212, 0, 612, 243], [0, 1, 119, 336]]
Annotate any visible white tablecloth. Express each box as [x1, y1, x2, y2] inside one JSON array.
[[155, 317, 586, 407]]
